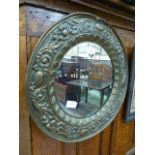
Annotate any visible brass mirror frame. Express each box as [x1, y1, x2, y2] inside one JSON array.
[[26, 12, 128, 142]]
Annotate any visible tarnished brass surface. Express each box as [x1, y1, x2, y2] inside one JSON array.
[[26, 12, 128, 142]]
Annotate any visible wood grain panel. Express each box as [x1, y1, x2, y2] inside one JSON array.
[[79, 0, 135, 14], [24, 6, 135, 41], [19, 7, 26, 36], [19, 36, 31, 155], [101, 124, 112, 155], [110, 106, 135, 155], [109, 45, 134, 155], [114, 27, 135, 49], [23, 5, 134, 38], [71, 0, 134, 22], [126, 122, 135, 151], [20, 0, 134, 30], [31, 120, 64, 155], [62, 142, 77, 155], [27, 37, 39, 61], [31, 122, 77, 155], [78, 134, 100, 155], [20, 0, 135, 16], [25, 6, 65, 37]]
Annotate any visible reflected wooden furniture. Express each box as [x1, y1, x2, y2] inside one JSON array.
[[79, 57, 112, 80], [88, 63, 112, 81], [61, 61, 80, 81], [67, 79, 112, 106], [55, 82, 68, 104], [55, 82, 80, 105], [87, 63, 113, 102], [55, 61, 81, 104]]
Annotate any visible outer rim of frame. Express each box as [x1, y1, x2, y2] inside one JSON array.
[[26, 12, 128, 142]]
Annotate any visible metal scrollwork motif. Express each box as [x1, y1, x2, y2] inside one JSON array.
[[26, 12, 128, 142]]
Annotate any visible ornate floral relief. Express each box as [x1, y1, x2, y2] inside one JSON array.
[[26, 13, 128, 142]]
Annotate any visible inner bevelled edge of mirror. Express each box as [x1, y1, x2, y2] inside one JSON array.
[[54, 41, 113, 118]]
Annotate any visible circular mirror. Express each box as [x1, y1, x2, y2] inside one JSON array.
[[26, 12, 128, 142], [55, 42, 113, 117]]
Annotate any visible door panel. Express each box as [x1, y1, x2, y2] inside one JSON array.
[[19, 3, 135, 155], [19, 35, 31, 155], [78, 135, 100, 155]]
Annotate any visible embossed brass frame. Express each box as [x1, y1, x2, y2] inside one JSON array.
[[26, 12, 128, 142]]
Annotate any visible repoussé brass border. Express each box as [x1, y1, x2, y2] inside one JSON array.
[[26, 12, 128, 142]]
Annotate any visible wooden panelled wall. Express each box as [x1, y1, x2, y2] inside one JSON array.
[[19, 1, 135, 155]]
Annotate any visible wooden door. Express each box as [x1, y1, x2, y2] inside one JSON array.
[[19, 1, 135, 155]]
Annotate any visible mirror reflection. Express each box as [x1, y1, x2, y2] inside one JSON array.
[[55, 42, 113, 117]]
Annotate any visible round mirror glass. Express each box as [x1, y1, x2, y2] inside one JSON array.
[[55, 42, 113, 117]]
